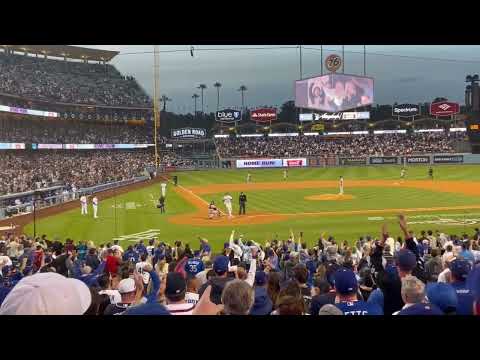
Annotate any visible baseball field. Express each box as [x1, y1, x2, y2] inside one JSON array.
[[22, 165, 480, 251]]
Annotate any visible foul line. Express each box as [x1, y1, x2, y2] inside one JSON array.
[[160, 175, 226, 216]]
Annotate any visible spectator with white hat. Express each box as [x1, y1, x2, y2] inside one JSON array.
[[0, 272, 91, 315]]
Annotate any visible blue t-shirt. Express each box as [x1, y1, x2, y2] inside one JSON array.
[[398, 303, 443, 315], [459, 250, 475, 265], [336, 301, 383, 315], [451, 281, 474, 315], [185, 258, 205, 276], [367, 288, 384, 311]]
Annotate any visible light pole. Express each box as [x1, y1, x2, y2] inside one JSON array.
[[214, 82, 222, 111], [192, 94, 199, 118], [197, 84, 207, 115], [238, 85, 247, 124]]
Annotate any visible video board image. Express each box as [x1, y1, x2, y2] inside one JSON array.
[[295, 73, 374, 112]]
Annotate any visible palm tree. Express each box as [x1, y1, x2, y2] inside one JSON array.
[[197, 84, 207, 114], [238, 85, 247, 121], [213, 82, 222, 111], [160, 95, 171, 112], [192, 93, 200, 116]]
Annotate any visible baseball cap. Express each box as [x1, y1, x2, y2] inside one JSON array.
[[165, 272, 186, 298], [333, 268, 358, 295], [426, 283, 458, 313], [0, 273, 91, 315], [118, 278, 136, 294], [213, 255, 229, 274], [395, 249, 417, 272], [255, 271, 267, 286], [449, 259, 472, 280]]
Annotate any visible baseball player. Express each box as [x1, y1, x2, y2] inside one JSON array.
[[400, 168, 406, 180], [161, 182, 167, 198], [223, 193, 233, 218], [283, 168, 288, 180], [92, 196, 99, 218], [246, 172, 252, 183], [428, 167, 433, 180], [80, 194, 88, 215], [339, 176, 344, 195]]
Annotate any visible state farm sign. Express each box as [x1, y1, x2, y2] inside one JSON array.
[[250, 108, 277, 123], [430, 101, 460, 116]]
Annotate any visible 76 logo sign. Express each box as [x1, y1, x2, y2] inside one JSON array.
[[325, 54, 342, 73]]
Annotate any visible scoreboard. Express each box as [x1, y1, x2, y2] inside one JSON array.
[[466, 120, 480, 142]]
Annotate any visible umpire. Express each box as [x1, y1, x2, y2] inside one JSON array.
[[239, 192, 247, 215]]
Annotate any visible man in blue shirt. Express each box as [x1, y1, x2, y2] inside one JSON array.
[[123, 246, 139, 263], [449, 259, 474, 315], [185, 251, 205, 277], [333, 268, 383, 315], [459, 241, 475, 265]]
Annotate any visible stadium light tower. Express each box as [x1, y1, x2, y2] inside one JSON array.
[[466, 74, 479, 111], [153, 45, 161, 170]]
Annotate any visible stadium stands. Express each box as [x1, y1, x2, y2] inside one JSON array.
[[215, 132, 464, 158], [0, 219, 479, 315], [0, 51, 150, 107]]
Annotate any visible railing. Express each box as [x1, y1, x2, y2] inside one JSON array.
[[0, 175, 150, 220]]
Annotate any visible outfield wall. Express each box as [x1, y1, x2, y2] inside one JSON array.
[[219, 153, 480, 169]]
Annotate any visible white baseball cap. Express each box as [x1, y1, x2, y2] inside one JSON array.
[[118, 278, 136, 294], [0, 273, 91, 315]]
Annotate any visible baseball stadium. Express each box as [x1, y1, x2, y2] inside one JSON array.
[[1, 44, 480, 316]]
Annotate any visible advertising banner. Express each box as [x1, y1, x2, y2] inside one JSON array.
[[392, 104, 420, 117], [171, 128, 206, 139], [236, 159, 283, 168], [250, 108, 277, 123], [282, 158, 308, 167], [369, 156, 399, 165], [433, 155, 464, 164], [430, 101, 460, 116], [339, 157, 367, 165], [300, 112, 370, 122], [216, 109, 242, 123], [405, 156, 430, 164], [37, 144, 63, 149], [0, 143, 25, 150], [94, 144, 114, 149]]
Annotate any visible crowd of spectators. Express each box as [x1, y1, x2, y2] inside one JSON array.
[[0, 216, 479, 315], [0, 52, 151, 107], [215, 132, 464, 158], [0, 116, 155, 144], [0, 150, 155, 195]]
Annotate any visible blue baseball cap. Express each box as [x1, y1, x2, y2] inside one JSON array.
[[426, 283, 458, 313], [449, 259, 472, 280], [333, 268, 358, 295], [193, 250, 201, 257], [255, 271, 267, 286], [395, 249, 417, 272], [213, 256, 229, 274]]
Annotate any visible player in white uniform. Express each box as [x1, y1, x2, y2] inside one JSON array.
[[400, 168, 406, 180], [246, 173, 252, 183], [283, 169, 288, 180], [223, 193, 233, 218], [161, 182, 167, 197], [80, 195, 88, 215], [339, 176, 344, 195], [92, 196, 99, 218]]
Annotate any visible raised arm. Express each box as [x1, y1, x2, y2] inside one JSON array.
[[246, 259, 257, 287]]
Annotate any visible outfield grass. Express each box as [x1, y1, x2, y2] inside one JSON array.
[[24, 165, 480, 251]]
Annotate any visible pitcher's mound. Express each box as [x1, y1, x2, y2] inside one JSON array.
[[305, 194, 356, 201]]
